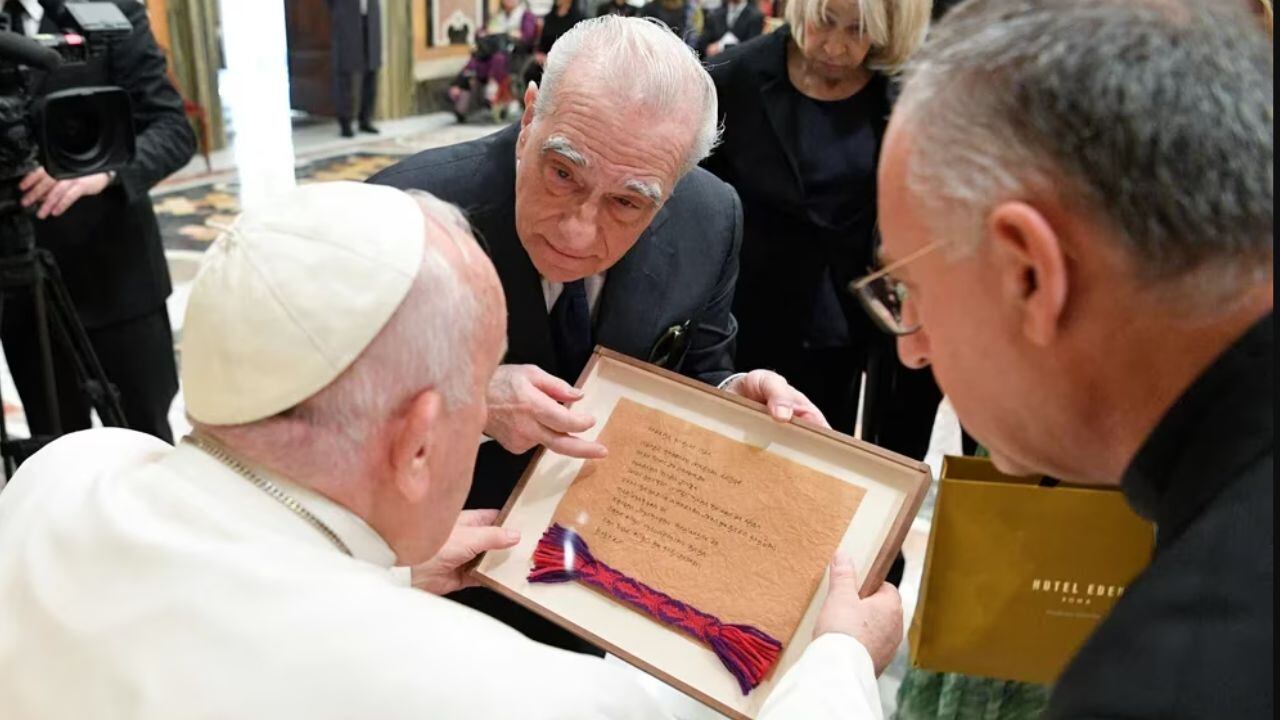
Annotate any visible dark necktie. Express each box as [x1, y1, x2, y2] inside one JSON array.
[[549, 279, 593, 383], [5, 0, 26, 35]]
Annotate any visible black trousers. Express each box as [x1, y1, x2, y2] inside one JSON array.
[[1, 299, 177, 446], [334, 69, 378, 124]]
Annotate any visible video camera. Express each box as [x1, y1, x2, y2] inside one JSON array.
[[0, 1, 138, 477], [1, 0, 137, 252]]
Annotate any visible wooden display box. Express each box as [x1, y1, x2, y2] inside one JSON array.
[[474, 349, 930, 719]]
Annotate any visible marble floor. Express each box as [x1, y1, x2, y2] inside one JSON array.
[[0, 110, 961, 717]]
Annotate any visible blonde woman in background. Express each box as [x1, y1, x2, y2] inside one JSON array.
[[702, 0, 941, 481]]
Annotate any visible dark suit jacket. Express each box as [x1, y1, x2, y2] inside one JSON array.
[[31, 0, 196, 329], [703, 25, 940, 458], [325, 0, 382, 72], [369, 123, 741, 511], [698, 0, 764, 56], [1047, 315, 1274, 719]]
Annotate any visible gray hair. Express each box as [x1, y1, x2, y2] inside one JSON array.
[[534, 15, 720, 174], [895, 0, 1274, 295], [196, 190, 482, 473]]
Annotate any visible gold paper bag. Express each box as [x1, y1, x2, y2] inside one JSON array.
[[908, 456, 1155, 685]]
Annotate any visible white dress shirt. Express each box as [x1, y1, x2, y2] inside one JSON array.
[[541, 272, 607, 318], [0, 428, 883, 720]]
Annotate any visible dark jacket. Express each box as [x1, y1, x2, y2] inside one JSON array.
[[32, 0, 196, 328], [640, 0, 693, 44], [326, 0, 382, 72], [537, 5, 585, 54], [369, 123, 743, 653], [703, 26, 940, 457], [698, 0, 764, 56], [1048, 315, 1274, 719]]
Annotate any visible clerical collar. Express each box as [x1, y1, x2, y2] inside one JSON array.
[[1121, 313, 1274, 545], [180, 438, 399, 569]]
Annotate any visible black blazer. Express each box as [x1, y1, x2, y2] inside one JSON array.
[[703, 25, 938, 457], [698, 1, 764, 56], [370, 124, 742, 511], [31, 1, 196, 329], [1048, 316, 1274, 718]]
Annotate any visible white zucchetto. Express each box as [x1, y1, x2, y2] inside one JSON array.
[[182, 181, 425, 425]]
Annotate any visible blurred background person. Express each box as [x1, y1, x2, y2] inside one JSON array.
[[698, 0, 764, 57], [326, 0, 382, 137], [4, 0, 196, 448], [596, 0, 639, 17], [446, 31, 515, 123], [702, 0, 939, 471], [525, 0, 586, 86], [641, 0, 699, 46], [491, 0, 540, 58]]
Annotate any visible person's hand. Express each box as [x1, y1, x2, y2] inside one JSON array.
[[20, 167, 112, 220], [813, 555, 904, 676], [410, 510, 520, 595], [706, 41, 724, 56], [723, 369, 829, 428], [486, 364, 609, 458]]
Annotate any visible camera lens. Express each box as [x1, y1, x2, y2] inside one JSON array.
[[33, 87, 135, 178], [50, 111, 106, 162]]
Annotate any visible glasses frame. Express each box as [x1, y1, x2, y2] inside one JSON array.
[[850, 238, 953, 336]]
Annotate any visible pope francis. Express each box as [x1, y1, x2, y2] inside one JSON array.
[[0, 182, 897, 719]]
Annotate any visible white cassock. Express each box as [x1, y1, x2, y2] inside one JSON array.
[[0, 429, 883, 720]]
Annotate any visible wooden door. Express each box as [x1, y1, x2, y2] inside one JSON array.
[[285, 0, 336, 117]]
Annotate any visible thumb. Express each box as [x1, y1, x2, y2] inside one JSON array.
[[827, 554, 861, 600], [460, 525, 522, 557], [529, 367, 584, 404]]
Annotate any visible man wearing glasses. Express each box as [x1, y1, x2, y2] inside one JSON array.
[[853, 0, 1272, 717]]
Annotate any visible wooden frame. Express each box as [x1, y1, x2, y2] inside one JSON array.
[[473, 348, 930, 719]]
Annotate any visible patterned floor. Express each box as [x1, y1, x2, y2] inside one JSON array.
[[154, 153, 405, 252]]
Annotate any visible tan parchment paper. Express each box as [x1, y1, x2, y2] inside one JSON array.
[[549, 398, 865, 646]]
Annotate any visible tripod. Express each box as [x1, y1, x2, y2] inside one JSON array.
[[0, 190, 127, 481]]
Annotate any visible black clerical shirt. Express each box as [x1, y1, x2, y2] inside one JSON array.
[[1047, 314, 1274, 719]]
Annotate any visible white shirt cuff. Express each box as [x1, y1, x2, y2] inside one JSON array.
[[718, 372, 747, 392], [758, 633, 884, 720]]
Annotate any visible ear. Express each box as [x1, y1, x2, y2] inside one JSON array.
[[390, 389, 444, 504], [518, 82, 539, 147], [987, 201, 1070, 346]]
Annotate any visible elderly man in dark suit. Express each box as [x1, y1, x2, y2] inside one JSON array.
[[370, 15, 833, 653], [698, 0, 764, 57], [326, 0, 381, 137], [5, 0, 195, 447]]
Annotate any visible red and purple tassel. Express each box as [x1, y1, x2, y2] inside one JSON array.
[[528, 523, 783, 694]]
